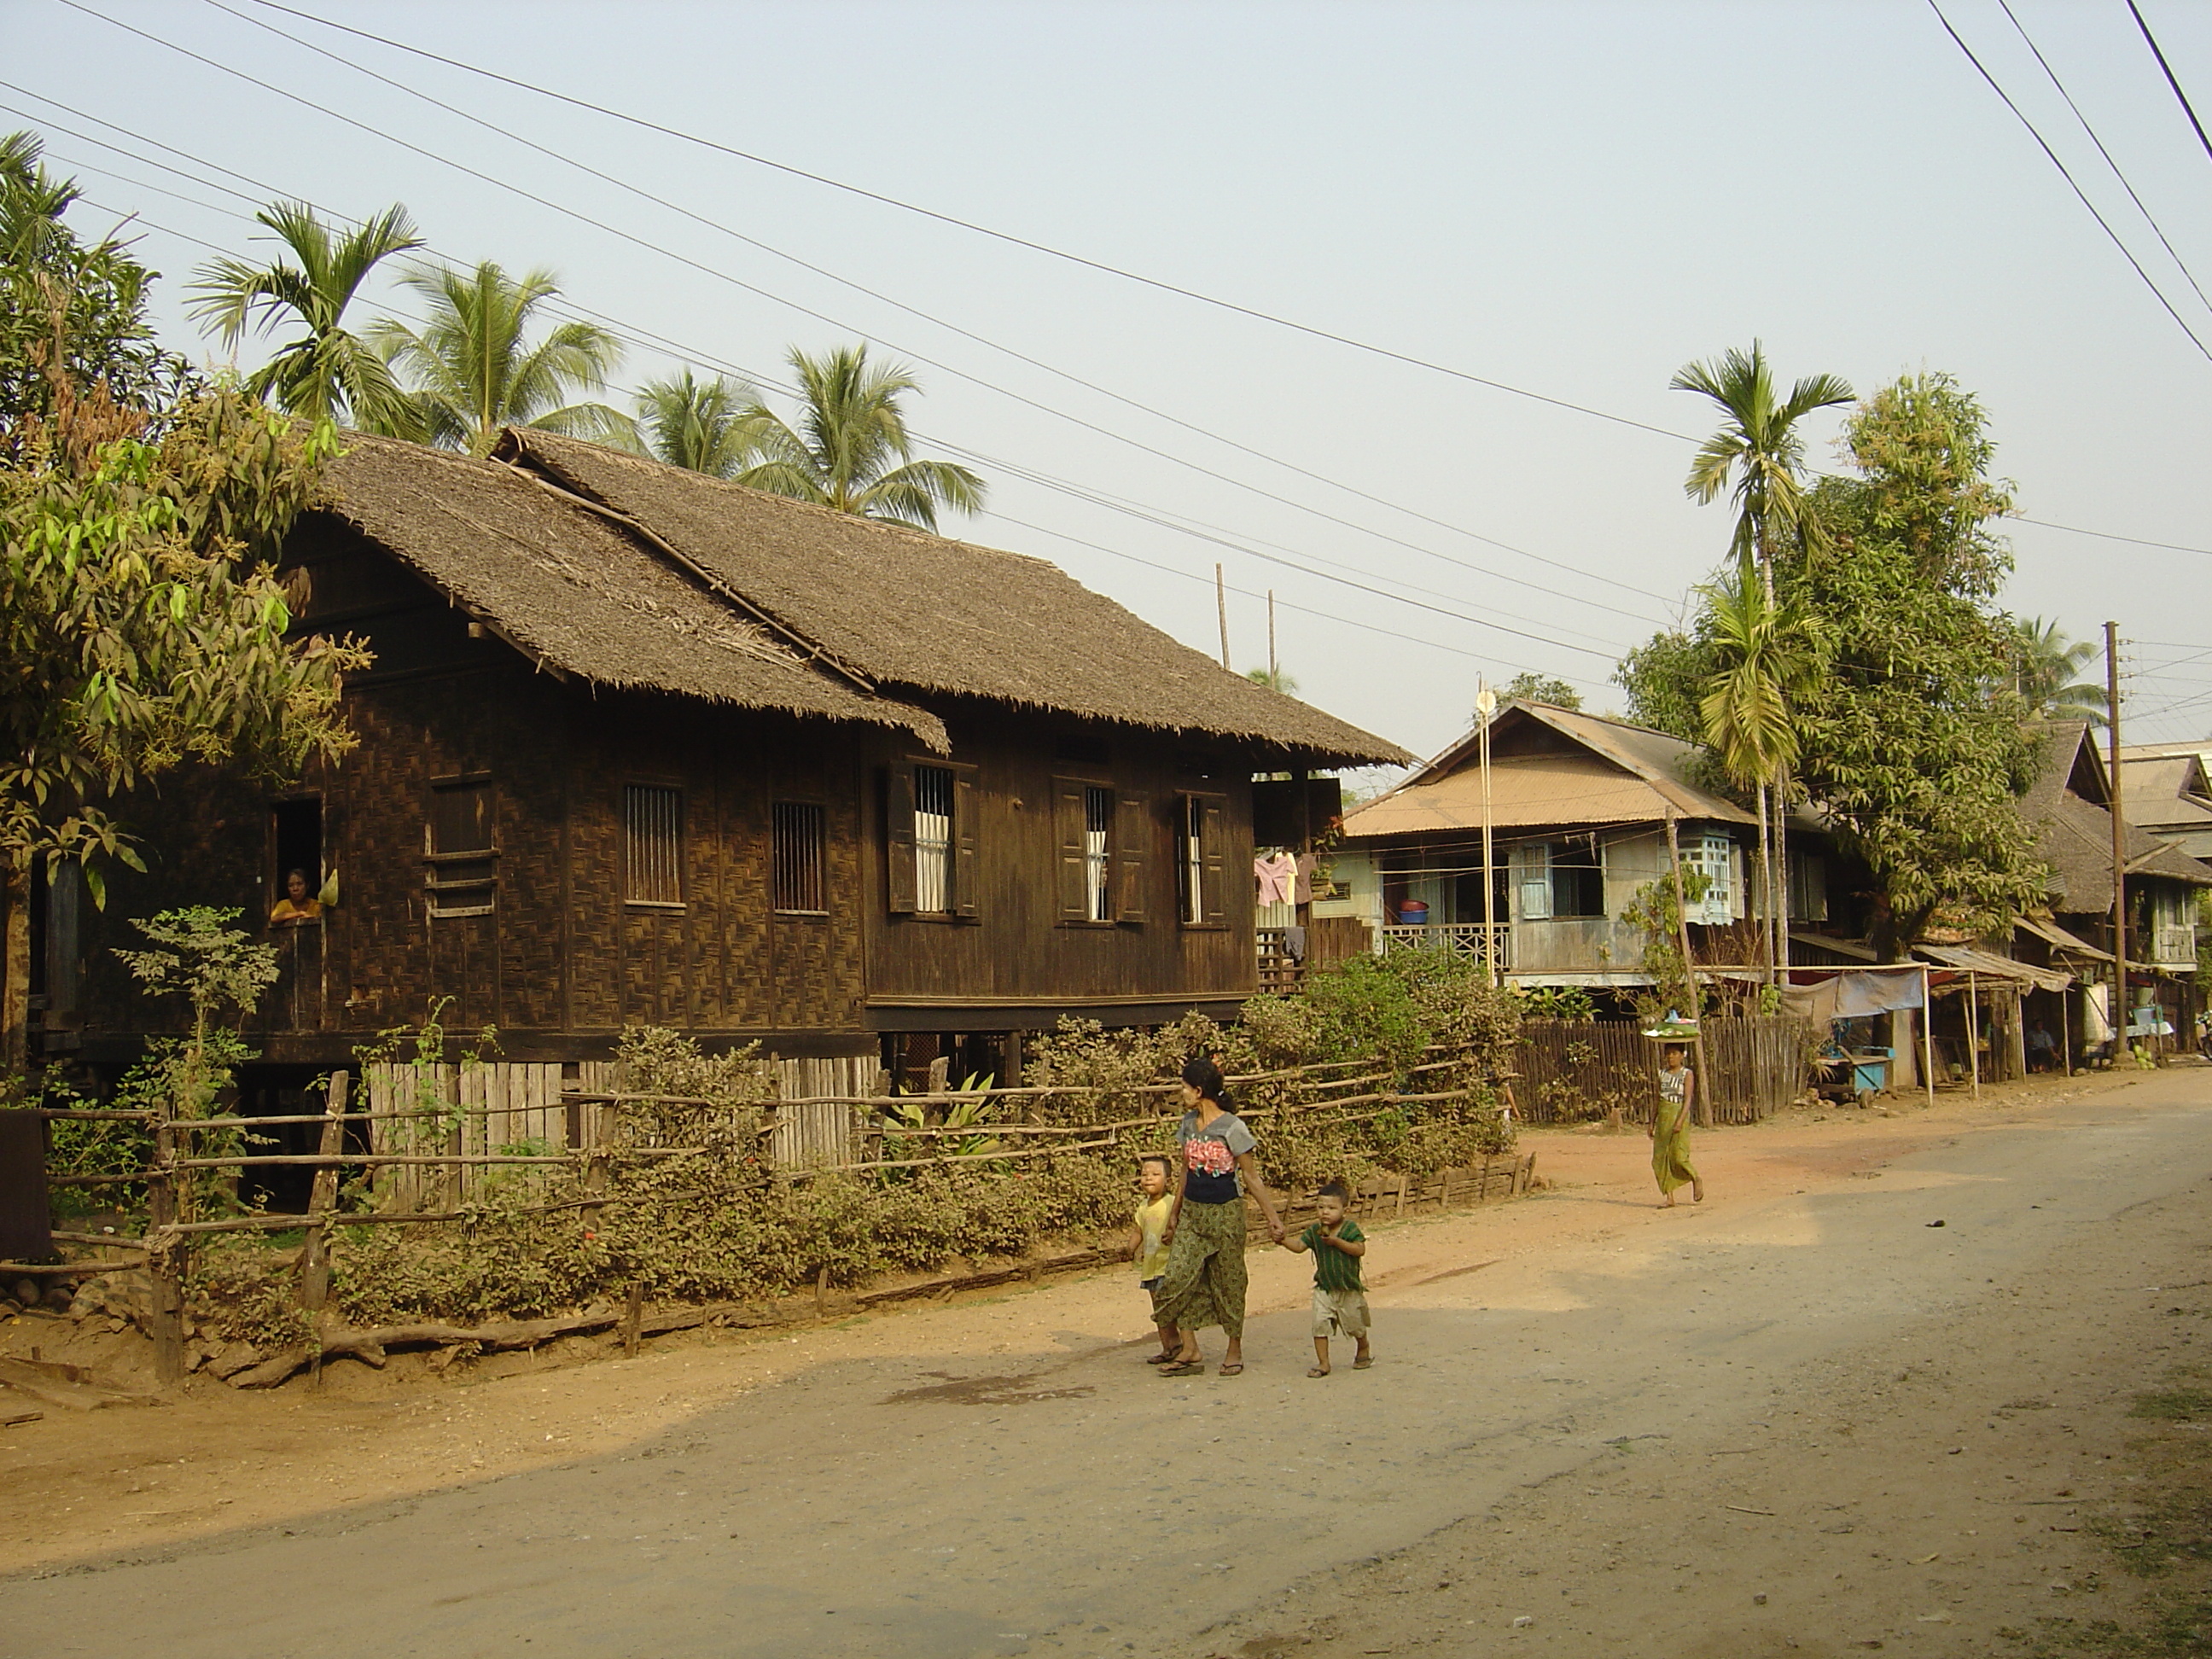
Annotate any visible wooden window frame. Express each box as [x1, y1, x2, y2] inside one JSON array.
[[424, 773, 496, 919], [622, 782, 686, 911], [1175, 791, 1228, 930], [1054, 775, 1110, 928], [772, 799, 830, 917], [888, 759, 981, 923]]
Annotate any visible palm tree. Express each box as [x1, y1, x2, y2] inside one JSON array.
[[635, 369, 761, 479], [370, 261, 631, 456], [1672, 341, 1854, 599], [1699, 570, 1826, 976], [185, 201, 422, 432], [1245, 666, 1300, 695], [732, 344, 984, 531], [2014, 617, 2108, 727]]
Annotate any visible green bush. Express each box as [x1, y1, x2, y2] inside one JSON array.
[[294, 954, 1525, 1330]]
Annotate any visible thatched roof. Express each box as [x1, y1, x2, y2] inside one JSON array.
[[497, 429, 1408, 766], [312, 434, 946, 746], [2025, 724, 2212, 912], [1342, 701, 1755, 841]]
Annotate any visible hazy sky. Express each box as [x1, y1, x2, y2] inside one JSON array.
[[8, 0, 2209, 764]]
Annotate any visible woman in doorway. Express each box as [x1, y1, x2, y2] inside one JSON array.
[[1651, 1044, 1704, 1208], [1156, 1056, 1286, 1377]]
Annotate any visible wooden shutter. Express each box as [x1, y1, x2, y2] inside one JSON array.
[[1053, 777, 1090, 921], [885, 765, 917, 915], [1513, 841, 1552, 921], [1198, 793, 1228, 927], [952, 763, 981, 922], [1115, 791, 1150, 923]]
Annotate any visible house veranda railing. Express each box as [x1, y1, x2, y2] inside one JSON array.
[[1379, 921, 1511, 975]]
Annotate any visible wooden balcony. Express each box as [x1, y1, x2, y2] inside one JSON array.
[[2151, 923, 2198, 969], [1378, 922, 1511, 975]]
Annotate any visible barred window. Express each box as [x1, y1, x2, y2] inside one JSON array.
[[772, 801, 827, 914], [625, 784, 683, 906], [1179, 795, 1205, 924], [425, 778, 494, 917], [1083, 786, 1113, 923], [914, 765, 953, 914]]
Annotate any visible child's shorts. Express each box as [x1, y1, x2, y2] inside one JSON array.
[[1312, 1286, 1370, 1342], [1142, 1276, 1167, 1319]]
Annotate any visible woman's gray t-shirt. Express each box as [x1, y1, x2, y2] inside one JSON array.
[[1177, 1109, 1256, 1204]]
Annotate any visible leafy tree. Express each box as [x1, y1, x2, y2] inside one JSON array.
[[733, 344, 984, 531], [1, 130, 188, 452], [1245, 665, 1300, 694], [185, 201, 422, 434], [2011, 617, 2108, 727], [1673, 340, 1853, 595], [634, 369, 760, 478], [370, 261, 632, 456], [1499, 672, 1581, 711], [1, 387, 371, 1063], [1621, 372, 2046, 960]]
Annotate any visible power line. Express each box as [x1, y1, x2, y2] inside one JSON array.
[[66, 172, 1617, 674], [1926, 0, 2212, 362], [231, 0, 1699, 446], [201, 0, 1673, 613], [1997, 0, 2212, 314], [44, 5, 1675, 633], [2011, 515, 2212, 556], [2128, 0, 2212, 166]]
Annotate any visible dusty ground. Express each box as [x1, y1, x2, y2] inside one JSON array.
[[2, 1064, 2208, 1658]]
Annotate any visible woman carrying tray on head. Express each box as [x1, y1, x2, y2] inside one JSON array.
[[1650, 1043, 1705, 1208], [1155, 1055, 1286, 1377]]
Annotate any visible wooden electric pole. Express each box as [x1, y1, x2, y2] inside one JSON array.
[[1215, 564, 1231, 670], [2105, 621, 2129, 1045]]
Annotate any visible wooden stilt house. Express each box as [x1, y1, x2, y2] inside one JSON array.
[[40, 431, 1405, 1108]]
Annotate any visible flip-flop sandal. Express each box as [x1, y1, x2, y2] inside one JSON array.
[[1353, 1355, 1375, 1370], [1159, 1360, 1205, 1377], [1217, 1363, 1245, 1377], [1144, 1352, 1178, 1365], [1306, 1366, 1330, 1378]]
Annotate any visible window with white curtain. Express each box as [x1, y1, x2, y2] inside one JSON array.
[[913, 765, 953, 914], [1084, 786, 1113, 923]]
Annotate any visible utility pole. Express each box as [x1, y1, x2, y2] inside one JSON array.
[[1476, 679, 1497, 987], [1215, 564, 1231, 671], [1267, 590, 1278, 690], [2106, 620, 2130, 1047]]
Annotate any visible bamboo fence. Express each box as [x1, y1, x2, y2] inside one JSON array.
[[18, 1045, 1532, 1384]]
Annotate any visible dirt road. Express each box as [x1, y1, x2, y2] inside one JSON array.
[[4, 1067, 2209, 1658]]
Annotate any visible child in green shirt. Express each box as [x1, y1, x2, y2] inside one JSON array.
[[1283, 1179, 1371, 1377]]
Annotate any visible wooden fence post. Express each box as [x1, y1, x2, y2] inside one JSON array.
[[297, 1072, 350, 1319], [145, 1102, 185, 1387]]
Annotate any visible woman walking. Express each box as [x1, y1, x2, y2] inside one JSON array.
[[1156, 1057, 1286, 1377], [1650, 1043, 1705, 1207]]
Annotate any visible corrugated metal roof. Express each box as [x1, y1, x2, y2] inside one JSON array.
[[1342, 701, 1757, 841]]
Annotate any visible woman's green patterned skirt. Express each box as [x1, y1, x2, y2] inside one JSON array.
[[1652, 1096, 1699, 1195], [1155, 1197, 1249, 1338]]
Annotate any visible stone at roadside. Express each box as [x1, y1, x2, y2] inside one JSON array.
[[205, 1341, 264, 1381]]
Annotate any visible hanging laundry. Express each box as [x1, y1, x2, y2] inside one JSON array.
[[1254, 852, 1296, 906], [1293, 852, 1319, 906]]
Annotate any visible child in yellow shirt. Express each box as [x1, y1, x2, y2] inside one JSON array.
[[1132, 1155, 1178, 1364]]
